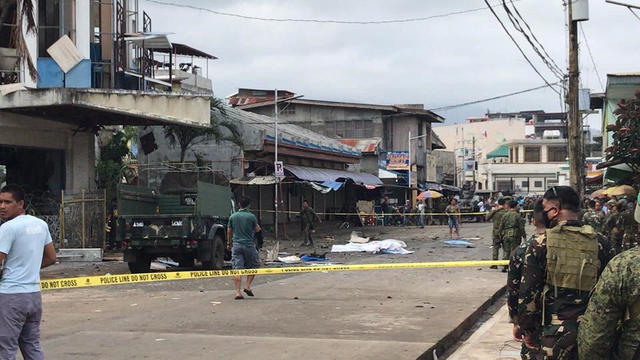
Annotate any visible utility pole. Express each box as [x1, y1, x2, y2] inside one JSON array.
[[472, 136, 477, 191], [274, 89, 279, 241], [567, 0, 585, 196]]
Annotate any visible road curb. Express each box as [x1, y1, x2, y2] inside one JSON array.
[[416, 284, 507, 360]]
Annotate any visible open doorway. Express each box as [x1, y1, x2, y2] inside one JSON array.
[[0, 145, 65, 202]]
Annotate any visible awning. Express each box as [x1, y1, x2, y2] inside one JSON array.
[[230, 176, 278, 185], [487, 145, 509, 159], [286, 165, 382, 185], [604, 163, 633, 182]]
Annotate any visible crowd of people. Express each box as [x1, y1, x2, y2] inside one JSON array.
[[482, 185, 640, 360]]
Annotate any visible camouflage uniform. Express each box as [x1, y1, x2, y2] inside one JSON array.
[[581, 209, 605, 234], [517, 220, 613, 360], [499, 210, 525, 261], [578, 247, 640, 360], [508, 234, 544, 359], [487, 207, 507, 260], [617, 209, 639, 251], [603, 209, 620, 253]]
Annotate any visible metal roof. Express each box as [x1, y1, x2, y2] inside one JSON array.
[[217, 106, 361, 157], [487, 145, 509, 159], [286, 165, 382, 185], [154, 42, 218, 59], [336, 138, 381, 154], [124, 33, 172, 49]]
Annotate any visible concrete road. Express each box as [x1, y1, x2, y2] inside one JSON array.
[[37, 222, 517, 360]]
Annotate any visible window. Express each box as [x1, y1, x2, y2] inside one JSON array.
[[548, 146, 568, 162], [510, 148, 514, 163], [522, 181, 529, 189], [38, 0, 61, 57], [515, 147, 519, 162], [477, 182, 482, 190], [364, 121, 374, 137], [524, 147, 541, 162], [497, 181, 512, 191], [534, 180, 543, 188], [251, 90, 267, 96]]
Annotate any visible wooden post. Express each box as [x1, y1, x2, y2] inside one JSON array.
[[102, 189, 107, 250], [567, 1, 585, 196], [60, 190, 65, 248], [81, 189, 86, 248]]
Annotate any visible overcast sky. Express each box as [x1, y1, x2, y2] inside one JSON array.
[[142, 0, 640, 130]]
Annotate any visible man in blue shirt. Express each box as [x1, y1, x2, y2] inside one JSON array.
[[227, 196, 261, 300], [0, 185, 57, 359]]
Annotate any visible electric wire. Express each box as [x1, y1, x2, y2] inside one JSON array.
[[428, 81, 562, 111], [578, 23, 604, 91], [502, 0, 565, 80], [629, 7, 640, 21], [144, 0, 522, 25], [483, 0, 561, 95]]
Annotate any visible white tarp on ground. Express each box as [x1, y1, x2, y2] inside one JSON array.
[[331, 239, 413, 255]]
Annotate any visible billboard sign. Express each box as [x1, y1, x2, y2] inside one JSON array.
[[386, 151, 409, 170]]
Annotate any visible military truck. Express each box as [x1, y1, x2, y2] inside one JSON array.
[[116, 177, 233, 273]]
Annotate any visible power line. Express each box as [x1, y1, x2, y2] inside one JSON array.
[[428, 81, 562, 111], [629, 7, 640, 21], [144, 0, 522, 25], [483, 0, 561, 95], [579, 24, 604, 91], [502, 0, 565, 79]]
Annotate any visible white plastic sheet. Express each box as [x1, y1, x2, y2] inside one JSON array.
[[331, 239, 413, 255]]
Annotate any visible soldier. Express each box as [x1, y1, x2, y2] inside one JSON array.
[[487, 198, 507, 268], [498, 200, 525, 273], [508, 199, 546, 359], [603, 200, 620, 252], [578, 192, 640, 360], [581, 199, 605, 234], [517, 186, 612, 359], [617, 201, 639, 251]]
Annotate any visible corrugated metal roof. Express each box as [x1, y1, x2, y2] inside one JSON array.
[[286, 165, 382, 185], [336, 138, 381, 154], [217, 106, 360, 157]]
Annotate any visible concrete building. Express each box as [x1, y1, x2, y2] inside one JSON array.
[[0, 0, 216, 197], [229, 89, 445, 191]]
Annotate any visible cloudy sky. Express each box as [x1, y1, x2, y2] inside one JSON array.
[[141, 0, 640, 130]]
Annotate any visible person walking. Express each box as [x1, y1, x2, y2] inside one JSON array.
[[487, 198, 507, 268], [617, 201, 639, 251], [517, 186, 612, 359], [508, 199, 546, 360], [381, 195, 390, 226], [417, 200, 425, 229], [578, 194, 640, 360], [299, 200, 321, 247], [0, 185, 57, 359], [226, 196, 261, 300], [445, 198, 461, 239]]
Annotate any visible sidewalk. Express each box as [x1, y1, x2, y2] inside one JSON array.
[[448, 304, 523, 360]]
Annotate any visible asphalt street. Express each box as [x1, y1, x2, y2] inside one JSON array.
[[37, 221, 520, 360]]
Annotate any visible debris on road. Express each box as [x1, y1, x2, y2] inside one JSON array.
[[277, 255, 302, 264], [331, 239, 413, 255], [443, 240, 475, 248], [300, 254, 327, 261], [349, 231, 369, 243]]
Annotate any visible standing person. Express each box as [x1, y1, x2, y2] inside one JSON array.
[[498, 200, 525, 272], [517, 186, 612, 359], [0, 185, 57, 359], [226, 196, 261, 300], [508, 199, 546, 360], [582, 200, 605, 234], [105, 198, 119, 250], [445, 198, 461, 239], [417, 200, 425, 229], [299, 199, 321, 247], [578, 193, 640, 360], [381, 195, 390, 226], [487, 198, 507, 268], [604, 200, 621, 253], [617, 201, 639, 251]]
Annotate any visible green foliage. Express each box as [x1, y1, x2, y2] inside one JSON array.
[[162, 97, 243, 163], [96, 130, 131, 200], [605, 90, 640, 178]]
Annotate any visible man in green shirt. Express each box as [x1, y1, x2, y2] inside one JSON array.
[[300, 200, 321, 247], [227, 196, 261, 300]]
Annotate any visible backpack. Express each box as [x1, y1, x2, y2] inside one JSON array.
[[545, 223, 600, 292]]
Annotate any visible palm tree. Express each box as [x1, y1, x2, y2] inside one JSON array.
[[1, 0, 37, 81], [163, 97, 243, 163]]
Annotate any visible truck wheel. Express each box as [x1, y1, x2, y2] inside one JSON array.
[[178, 255, 195, 268], [202, 235, 225, 270], [128, 256, 151, 274]]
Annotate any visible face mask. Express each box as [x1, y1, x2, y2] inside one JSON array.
[[543, 208, 557, 229]]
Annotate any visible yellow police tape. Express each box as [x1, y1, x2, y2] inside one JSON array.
[[40, 260, 510, 291], [258, 210, 533, 216]]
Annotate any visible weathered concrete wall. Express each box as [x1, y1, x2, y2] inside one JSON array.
[[0, 111, 95, 192]]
